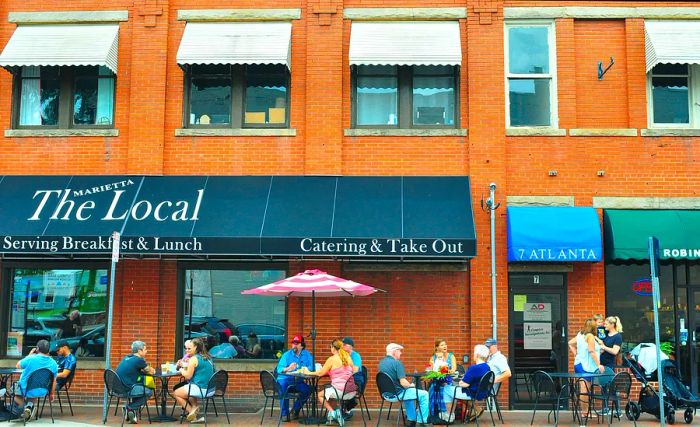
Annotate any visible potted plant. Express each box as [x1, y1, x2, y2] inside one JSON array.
[[660, 342, 675, 359]]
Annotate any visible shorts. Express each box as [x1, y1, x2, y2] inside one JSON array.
[[187, 384, 215, 399], [324, 387, 356, 401]]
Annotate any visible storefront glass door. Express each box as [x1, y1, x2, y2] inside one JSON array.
[[680, 288, 700, 394], [508, 273, 567, 408]]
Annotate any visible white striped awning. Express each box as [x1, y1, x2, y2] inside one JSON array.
[[349, 21, 462, 66], [0, 24, 119, 73], [645, 20, 700, 72], [176, 22, 292, 69]]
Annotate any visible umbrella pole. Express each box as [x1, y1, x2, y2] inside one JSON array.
[[311, 290, 316, 367]]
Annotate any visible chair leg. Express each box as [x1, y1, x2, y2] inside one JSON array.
[[211, 398, 219, 416], [530, 396, 538, 425], [362, 394, 372, 420], [48, 395, 54, 424], [65, 389, 74, 416], [387, 402, 393, 420], [221, 395, 230, 424], [114, 397, 120, 416], [56, 390, 63, 414], [376, 400, 385, 427], [203, 398, 209, 427], [261, 397, 268, 425]]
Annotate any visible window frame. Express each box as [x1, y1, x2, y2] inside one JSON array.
[[504, 20, 558, 129], [351, 64, 460, 129], [0, 261, 110, 359], [11, 66, 116, 130], [175, 262, 289, 362], [647, 63, 699, 128], [182, 64, 291, 129]]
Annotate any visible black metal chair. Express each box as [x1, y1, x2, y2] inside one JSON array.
[[589, 371, 635, 427], [9, 367, 55, 425], [320, 375, 365, 426], [355, 365, 371, 421], [456, 364, 466, 376], [375, 372, 404, 427], [56, 363, 76, 416], [259, 370, 305, 427], [529, 370, 562, 426], [103, 369, 152, 426], [180, 370, 230, 426], [487, 381, 505, 424], [448, 370, 495, 427]]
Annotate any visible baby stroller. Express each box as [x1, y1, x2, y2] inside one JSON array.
[[623, 344, 677, 424], [661, 358, 700, 423]]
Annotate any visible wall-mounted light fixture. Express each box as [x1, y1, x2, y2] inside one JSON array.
[[548, 170, 558, 177]]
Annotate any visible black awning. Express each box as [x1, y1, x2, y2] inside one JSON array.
[[0, 175, 476, 258]]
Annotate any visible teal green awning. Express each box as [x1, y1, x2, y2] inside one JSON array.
[[603, 210, 700, 261]]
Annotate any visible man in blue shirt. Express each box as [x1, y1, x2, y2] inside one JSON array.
[[54, 340, 77, 392], [276, 334, 313, 420], [209, 336, 239, 359], [341, 337, 363, 419], [14, 339, 58, 422], [378, 343, 429, 427]]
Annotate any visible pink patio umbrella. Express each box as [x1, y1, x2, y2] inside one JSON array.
[[241, 269, 383, 363]]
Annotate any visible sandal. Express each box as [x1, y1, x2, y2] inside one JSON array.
[[186, 406, 199, 422]]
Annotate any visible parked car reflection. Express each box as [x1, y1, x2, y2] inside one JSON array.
[[236, 323, 285, 359]]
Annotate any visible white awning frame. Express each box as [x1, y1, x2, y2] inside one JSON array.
[[349, 21, 462, 67], [176, 22, 292, 69], [0, 24, 120, 73], [645, 20, 700, 72]]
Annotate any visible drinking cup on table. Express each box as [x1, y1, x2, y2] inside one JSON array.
[[315, 363, 322, 372], [161, 363, 168, 372]]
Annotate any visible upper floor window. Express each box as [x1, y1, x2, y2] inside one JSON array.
[[184, 64, 289, 128], [353, 65, 458, 128], [648, 63, 697, 127], [15, 66, 115, 128], [505, 23, 557, 128]]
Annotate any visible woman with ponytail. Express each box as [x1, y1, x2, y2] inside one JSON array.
[[600, 316, 623, 368], [302, 339, 357, 426]]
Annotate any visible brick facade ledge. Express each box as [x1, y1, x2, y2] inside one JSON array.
[[506, 128, 566, 137], [504, 7, 700, 19], [344, 8, 468, 20], [641, 129, 700, 137], [593, 197, 700, 210], [175, 128, 297, 137], [344, 129, 467, 137], [178, 9, 302, 22], [5, 129, 119, 138], [569, 128, 637, 137], [9, 10, 129, 23]]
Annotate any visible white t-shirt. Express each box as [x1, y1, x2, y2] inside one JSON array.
[[487, 351, 510, 377]]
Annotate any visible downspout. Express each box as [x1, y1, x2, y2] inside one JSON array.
[[487, 183, 498, 339]]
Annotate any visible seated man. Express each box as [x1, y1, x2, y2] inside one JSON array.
[[116, 341, 155, 424], [209, 336, 238, 359], [378, 343, 429, 427], [14, 339, 58, 422], [485, 338, 511, 388], [276, 335, 313, 421], [341, 337, 363, 418], [454, 345, 492, 421], [55, 340, 77, 392]]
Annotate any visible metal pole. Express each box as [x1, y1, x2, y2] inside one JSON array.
[[489, 183, 498, 339], [103, 231, 119, 423], [311, 290, 316, 368], [649, 237, 665, 427]]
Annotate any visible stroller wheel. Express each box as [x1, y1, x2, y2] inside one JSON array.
[[684, 408, 693, 424], [668, 409, 676, 424], [626, 402, 641, 421]]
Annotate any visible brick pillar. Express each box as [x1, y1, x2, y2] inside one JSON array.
[[626, 18, 647, 129], [304, 0, 344, 175], [126, 0, 168, 174]]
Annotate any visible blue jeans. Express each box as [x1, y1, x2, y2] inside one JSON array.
[[126, 385, 153, 411], [276, 377, 311, 416], [397, 387, 429, 423]]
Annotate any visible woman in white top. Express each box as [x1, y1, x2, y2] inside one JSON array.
[[568, 318, 604, 374]]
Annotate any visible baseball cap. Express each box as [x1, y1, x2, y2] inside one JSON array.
[[342, 337, 355, 347], [291, 335, 305, 344], [485, 338, 498, 347], [386, 343, 404, 353]]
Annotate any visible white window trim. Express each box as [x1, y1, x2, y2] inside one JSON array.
[[647, 64, 699, 129], [504, 20, 558, 129]]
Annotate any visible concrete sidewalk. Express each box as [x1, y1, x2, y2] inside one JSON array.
[[19, 405, 666, 427]]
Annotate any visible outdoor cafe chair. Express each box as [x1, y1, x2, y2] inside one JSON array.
[[103, 369, 152, 426], [376, 371, 425, 427], [355, 365, 371, 421], [487, 382, 505, 424], [529, 370, 563, 426], [259, 370, 305, 427], [319, 376, 366, 427], [448, 370, 495, 427], [589, 371, 635, 427], [40, 363, 76, 417], [10, 367, 55, 425], [177, 370, 229, 426]]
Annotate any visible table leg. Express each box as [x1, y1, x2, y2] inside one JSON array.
[[150, 377, 177, 423]]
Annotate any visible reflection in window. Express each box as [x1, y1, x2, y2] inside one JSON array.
[[8, 268, 108, 357], [73, 66, 115, 125], [650, 64, 690, 125], [19, 66, 60, 126], [189, 65, 232, 125], [245, 65, 288, 125], [413, 66, 455, 126], [356, 66, 398, 126], [183, 270, 286, 360], [506, 24, 555, 127]]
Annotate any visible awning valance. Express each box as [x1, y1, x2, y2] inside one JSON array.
[[0, 24, 119, 73], [0, 175, 476, 258], [644, 20, 700, 72], [604, 210, 700, 261], [507, 206, 602, 262], [176, 22, 292, 68], [349, 21, 462, 66]]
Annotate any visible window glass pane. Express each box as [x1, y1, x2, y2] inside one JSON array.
[[508, 26, 550, 74], [19, 66, 59, 126], [9, 268, 108, 357], [189, 76, 232, 125], [356, 77, 397, 126], [652, 76, 689, 124], [183, 270, 286, 360], [357, 65, 395, 75], [413, 75, 454, 126], [245, 65, 288, 125], [414, 65, 453, 76], [605, 263, 675, 353], [73, 68, 116, 126], [508, 78, 551, 126], [652, 63, 688, 75]]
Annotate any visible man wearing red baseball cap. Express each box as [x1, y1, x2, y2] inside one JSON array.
[[275, 334, 313, 421]]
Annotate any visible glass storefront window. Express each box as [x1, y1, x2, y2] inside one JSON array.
[[183, 269, 286, 360], [8, 268, 108, 357], [605, 262, 675, 352]]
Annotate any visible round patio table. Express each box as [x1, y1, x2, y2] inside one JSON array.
[[150, 369, 180, 422], [547, 371, 614, 426]]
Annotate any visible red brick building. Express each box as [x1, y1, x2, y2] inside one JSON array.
[[0, 0, 699, 411]]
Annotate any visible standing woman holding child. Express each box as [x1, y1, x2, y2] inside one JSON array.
[[599, 316, 623, 369], [568, 319, 605, 374]]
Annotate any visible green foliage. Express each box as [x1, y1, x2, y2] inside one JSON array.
[[660, 342, 675, 356]]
